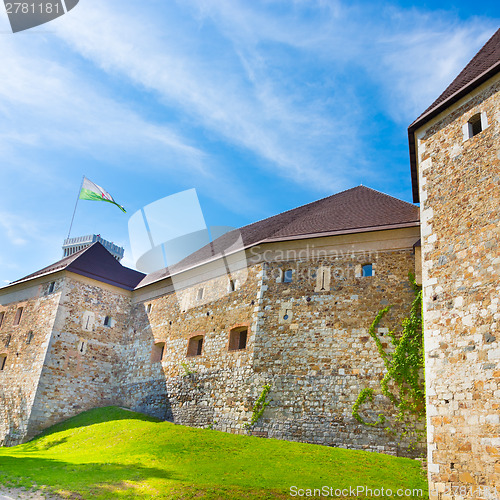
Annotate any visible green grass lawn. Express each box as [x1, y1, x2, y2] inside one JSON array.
[[0, 407, 427, 499]]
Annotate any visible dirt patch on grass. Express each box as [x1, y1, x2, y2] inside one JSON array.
[[0, 485, 63, 500]]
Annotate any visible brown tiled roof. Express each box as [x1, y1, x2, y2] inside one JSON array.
[[5, 187, 418, 292], [137, 186, 419, 288], [8, 242, 145, 291], [409, 27, 500, 202]]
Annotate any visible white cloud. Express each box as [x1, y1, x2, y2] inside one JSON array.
[[0, 36, 208, 181], [183, 0, 498, 121], [46, 0, 498, 198], [50, 0, 360, 192], [368, 11, 497, 120], [0, 210, 41, 246]]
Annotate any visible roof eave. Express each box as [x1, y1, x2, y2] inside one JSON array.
[[408, 60, 500, 203], [263, 221, 420, 243], [136, 221, 420, 290], [1, 267, 67, 290]]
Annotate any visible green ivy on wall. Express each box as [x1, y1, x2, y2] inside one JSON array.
[[352, 273, 425, 449], [245, 384, 271, 431]]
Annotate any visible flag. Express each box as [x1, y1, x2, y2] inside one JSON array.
[[79, 177, 126, 213]]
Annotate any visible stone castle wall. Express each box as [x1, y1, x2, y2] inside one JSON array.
[[120, 265, 262, 425], [252, 248, 421, 454], [26, 274, 133, 438], [121, 229, 423, 456], [0, 279, 61, 445], [0, 228, 423, 455], [417, 76, 500, 497]]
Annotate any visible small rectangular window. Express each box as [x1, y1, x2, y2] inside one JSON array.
[[229, 327, 248, 351], [0, 312, 4, 328], [48, 282, 55, 294], [152, 342, 165, 363], [463, 112, 488, 141], [362, 264, 373, 277], [146, 303, 152, 314], [13, 307, 23, 326], [4, 335, 11, 347], [283, 269, 293, 283], [0, 355, 6, 371], [26, 331, 34, 344], [197, 288, 204, 300], [187, 335, 204, 357], [104, 315, 112, 327]]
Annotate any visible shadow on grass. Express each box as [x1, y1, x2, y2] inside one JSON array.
[[23, 406, 159, 446], [0, 455, 289, 500], [0, 454, 173, 498]]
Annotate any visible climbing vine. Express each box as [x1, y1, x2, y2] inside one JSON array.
[[352, 273, 425, 448], [245, 384, 271, 431], [180, 362, 197, 377]]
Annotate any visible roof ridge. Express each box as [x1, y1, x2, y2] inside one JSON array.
[[4, 242, 144, 290], [239, 185, 366, 232], [412, 27, 500, 125], [7, 243, 96, 286], [356, 185, 417, 208], [408, 26, 500, 202]]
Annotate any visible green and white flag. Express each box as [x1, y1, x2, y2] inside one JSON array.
[[79, 177, 126, 213]]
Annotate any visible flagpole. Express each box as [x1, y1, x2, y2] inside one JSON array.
[[67, 175, 85, 240]]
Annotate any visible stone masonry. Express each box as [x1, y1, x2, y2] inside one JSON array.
[[413, 72, 499, 496], [124, 229, 422, 455], [26, 274, 134, 438], [0, 280, 61, 445]]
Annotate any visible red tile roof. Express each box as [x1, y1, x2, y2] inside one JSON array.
[[137, 186, 419, 288], [4, 187, 418, 291], [408, 27, 500, 202], [8, 242, 145, 291]]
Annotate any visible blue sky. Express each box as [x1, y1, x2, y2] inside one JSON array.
[[0, 0, 498, 283]]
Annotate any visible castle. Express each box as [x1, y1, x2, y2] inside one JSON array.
[[0, 27, 499, 499], [0, 185, 422, 455]]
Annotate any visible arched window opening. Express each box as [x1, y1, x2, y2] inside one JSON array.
[[152, 342, 165, 363], [229, 327, 248, 351], [187, 335, 204, 357], [104, 315, 112, 327]]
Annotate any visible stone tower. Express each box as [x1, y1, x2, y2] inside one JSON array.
[[408, 29, 500, 498]]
